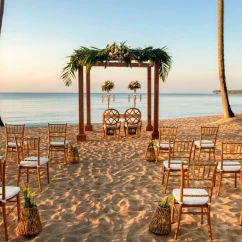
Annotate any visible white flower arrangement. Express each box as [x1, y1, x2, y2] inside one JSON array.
[[108, 42, 130, 61], [101, 80, 115, 92], [128, 80, 141, 90]]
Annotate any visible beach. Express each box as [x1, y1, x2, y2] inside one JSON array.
[[0, 114, 242, 242]]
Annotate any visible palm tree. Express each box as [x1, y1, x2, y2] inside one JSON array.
[[218, 0, 234, 118], [0, 0, 4, 35], [0, 0, 4, 126]]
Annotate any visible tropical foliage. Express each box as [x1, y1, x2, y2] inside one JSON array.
[[22, 182, 35, 208], [61, 41, 172, 86], [0, 0, 4, 36], [101, 80, 115, 92], [159, 195, 173, 208], [128, 80, 141, 90]]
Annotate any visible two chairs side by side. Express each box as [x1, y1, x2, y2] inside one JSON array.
[[102, 108, 142, 138]]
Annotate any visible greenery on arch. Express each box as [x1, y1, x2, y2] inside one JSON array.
[[61, 41, 172, 86]]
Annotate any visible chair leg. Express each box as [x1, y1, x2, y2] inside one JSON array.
[[193, 145, 196, 160], [217, 172, 223, 195], [164, 169, 170, 194], [174, 204, 182, 240], [161, 165, 165, 185], [155, 148, 160, 165], [17, 167, 21, 186], [208, 150, 211, 161], [47, 163, 50, 184], [213, 148, 216, 163], [207, 206, 213, 240], [2, 203, 8, 241], [200, 207, 203, 224], [37, 167, 42, 192], [171, 199, 176, 223], [27, 168, 29, 183], [197, 148, 201, 163], [17, 193, 21, 222], [240, 171, 242, 191], [64, 149, 66, 163], [240, 210, 242, 226], [234, 173, 237, 188]]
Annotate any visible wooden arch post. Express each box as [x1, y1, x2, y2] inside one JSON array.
[[146, 66, 153, 131], [85, 70, 93, 131], [151, 62, 159, 139], [77, 66, 86, 141]]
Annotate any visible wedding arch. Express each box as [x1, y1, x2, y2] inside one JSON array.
[[61, 42, 172, 141]]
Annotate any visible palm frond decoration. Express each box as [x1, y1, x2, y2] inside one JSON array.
[[61, 41, 172, 86]]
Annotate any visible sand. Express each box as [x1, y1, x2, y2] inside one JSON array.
[[0, 114, 241, 242]]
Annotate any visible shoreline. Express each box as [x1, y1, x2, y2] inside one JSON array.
[[0, 114, 241, 241]]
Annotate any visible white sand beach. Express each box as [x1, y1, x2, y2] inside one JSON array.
[[0, 114, 242, 242]]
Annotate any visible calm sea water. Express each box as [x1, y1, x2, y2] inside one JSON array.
[[0, 93, 241, 126]]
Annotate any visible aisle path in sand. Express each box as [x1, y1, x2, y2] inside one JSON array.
[[0, 114, 241, 241]]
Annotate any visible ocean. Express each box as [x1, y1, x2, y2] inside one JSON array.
[[0, 93, 241, 126]]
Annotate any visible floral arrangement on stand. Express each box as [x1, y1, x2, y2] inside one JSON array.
[[101, 80, 115, 92], [128, 80, 141, 91]]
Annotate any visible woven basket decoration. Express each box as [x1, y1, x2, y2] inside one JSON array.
[[145, 147, 156, 162], [149, 206, 171, 235], [16, 206, 42, 236], [68, 146, 80, 163]]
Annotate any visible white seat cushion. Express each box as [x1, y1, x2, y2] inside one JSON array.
[[217, 161, 241, 172], [173, 188, 208, 205], [159, 142, 174, 149], [7, 142, 17, 147], [20, 157, 49, 167], [164, 160, 188, 170], [0, 156, 3, 160], [0, 186, 20, 201], [50, 140, 69, 146], [195, 140, 214, 148]]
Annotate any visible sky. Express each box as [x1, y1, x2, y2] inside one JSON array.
[[0, 0, 242, 93]]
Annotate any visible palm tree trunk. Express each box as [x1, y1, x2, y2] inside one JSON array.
[[0, 1, 4, 126], [0, 116, 4, 127], [218, 0, 234, 118], [0, 0, 4, 35]]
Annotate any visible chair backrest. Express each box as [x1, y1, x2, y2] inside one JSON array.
[[15, 137, 40, 165], [48, 123, 67, 142], [0, 158, 6, 201], [158, 126, 178, 143], [180, 162, 217, 203], [102, 109, 120, 125], [124, 108, 141, 125], [168, 140, 194, 167], [220, 141, 242, 169], [5, 124, 25, 143], [200, 126, 219, 144]]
